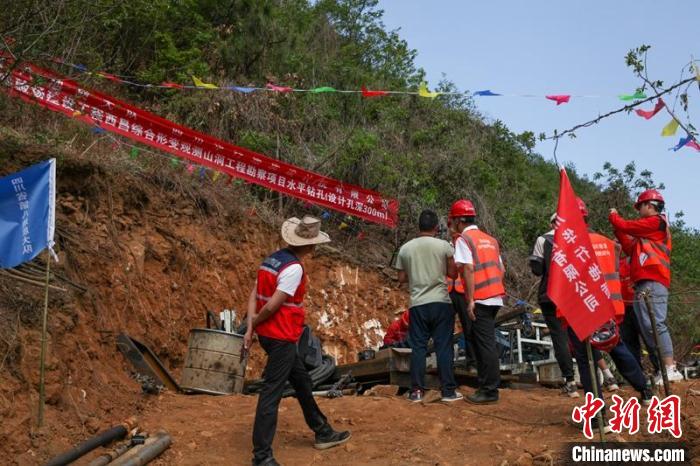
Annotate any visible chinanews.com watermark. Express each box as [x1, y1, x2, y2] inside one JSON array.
[[565, 393, 693, 464], [565, 442, 689, 465]]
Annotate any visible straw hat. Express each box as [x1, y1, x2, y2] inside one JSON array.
[[281, 216, 331, 246]]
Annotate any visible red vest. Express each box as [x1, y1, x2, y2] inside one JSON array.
[[632, 215, 672, 288], [589, 233, 624, 321], [461, 229, 506, 300], [255, 249, 306, 342], [619, 256, 635, 304]]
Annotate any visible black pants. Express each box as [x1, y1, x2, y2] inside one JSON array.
[[620, 305, 660, 372], [620, 305, 642, 365], [449, 291, 477, 365], [252, 335, 329, 463], [567, 327, 647, 398], [540, 301, 575, 382], [470, 303, 501, 396], [408, 302, 458, 397]]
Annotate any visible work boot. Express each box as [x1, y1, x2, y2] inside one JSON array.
[[441, 391, 464, 403], [465, 390, 498, 405], [561, 381, 580, 398], [408, 388, 424, 403], [653, 366, 685, 385], [603, 376, 619, 392], [314, 427, 351, 450], [252, 457, 280, 466], [640, 387, 654, 406]]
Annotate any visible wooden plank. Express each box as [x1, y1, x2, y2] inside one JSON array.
[[334, 357, 391, 380]]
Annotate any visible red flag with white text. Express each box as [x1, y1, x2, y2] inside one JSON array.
[[547, 168, 615, 340]]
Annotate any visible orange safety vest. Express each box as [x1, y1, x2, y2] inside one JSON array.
[[589, 232, 624, 320], [633, 216, 672, 287], [461, 229, 506, 300]]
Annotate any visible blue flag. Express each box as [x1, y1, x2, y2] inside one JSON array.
[[671, 135, 692, 152], [473, 90, 501, 96], [0, 159, 56, 268]]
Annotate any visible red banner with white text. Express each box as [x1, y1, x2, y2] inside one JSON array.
[[547, 168, 615, 341], [0, 59, 399, 227]]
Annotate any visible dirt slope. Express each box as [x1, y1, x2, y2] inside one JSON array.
[[0, 137, 406, 464]]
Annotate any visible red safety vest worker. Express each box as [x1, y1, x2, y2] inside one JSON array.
[[460, 229, 505, 300], [255, 249, 307, 342], [609, 189, 672, 288]]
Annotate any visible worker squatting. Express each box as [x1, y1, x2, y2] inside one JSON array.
[[242, 189, 678, 465]]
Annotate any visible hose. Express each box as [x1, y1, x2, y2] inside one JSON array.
[[45, 424, 129, 466]]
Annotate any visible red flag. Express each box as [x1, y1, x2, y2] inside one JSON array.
[[161, 81, 185, 89], [635, 98, 665, 120], [687, 140, 700, 151], [546, 94, 571, 105], [361, 85, 388, 98], [547, 168, 615, 340], [266, 83, 293, 93]]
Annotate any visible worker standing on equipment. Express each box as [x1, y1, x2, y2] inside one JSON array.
[[529, 213, 579, 398], [395, 209, 461, 403], [448, 200, 505, 404], [244, 216, 350, 466], [609, 189, 684, 384]]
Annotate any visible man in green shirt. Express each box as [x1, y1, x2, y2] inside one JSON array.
[[396, 210, 461, 403]]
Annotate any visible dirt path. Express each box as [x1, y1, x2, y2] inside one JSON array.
[[73, 382, 699, 466]]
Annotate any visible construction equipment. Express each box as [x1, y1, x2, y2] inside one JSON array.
[[116, 334, 181, 393]]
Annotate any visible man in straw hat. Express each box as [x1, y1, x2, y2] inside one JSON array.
[[244, 216, 351, 466]]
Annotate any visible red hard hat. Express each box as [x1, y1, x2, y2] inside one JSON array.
[[590, 320, 620, 352], [576, 197, 588, 217], [635, 189, 665, 209], [449, 199, 476, 218]]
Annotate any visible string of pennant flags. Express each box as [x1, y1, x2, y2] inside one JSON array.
[[46, 56, 700, 153], [50, 56, 699, 103]]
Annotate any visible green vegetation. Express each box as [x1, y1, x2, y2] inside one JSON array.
[[2, 0, 697, 355]]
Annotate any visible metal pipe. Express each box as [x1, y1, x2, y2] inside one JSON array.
[[45, 425, 129, 466], [586, 340, 606, 442], [87, 441, 132, 466], [110, 431, 172, 466], [641, 290, 670, 397]]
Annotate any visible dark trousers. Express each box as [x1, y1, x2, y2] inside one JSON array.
[[540, 302, 575, 382], [620, 305, 660, 372], [620, 305, 642, 365], [567, 327, 648, 400], [408, 302, 457, 397], [449, 291, 477, 365], [470, 303, 501, 396], [252, 335, 329, 463]]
